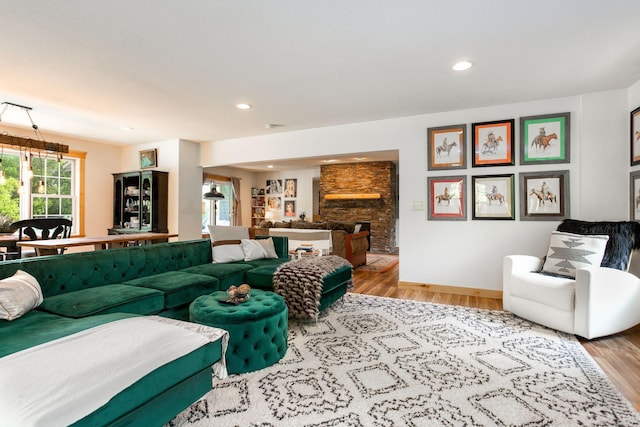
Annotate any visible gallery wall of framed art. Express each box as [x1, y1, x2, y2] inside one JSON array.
[[425, 112, 572, 221]]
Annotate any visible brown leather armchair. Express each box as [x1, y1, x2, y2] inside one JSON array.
[[330, 230, 369, 267]]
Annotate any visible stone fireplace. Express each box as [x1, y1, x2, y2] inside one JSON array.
[[320, 161, 397, 253]]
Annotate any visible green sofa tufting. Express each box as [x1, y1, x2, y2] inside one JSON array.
[[0, 235, 352, 426]]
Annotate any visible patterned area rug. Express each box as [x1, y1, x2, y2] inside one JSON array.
[[356, 253, 399, 273], [167, 293, 640, 426]]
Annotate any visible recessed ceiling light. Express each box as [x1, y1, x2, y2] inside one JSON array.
[[120, 126, 134, 131], [354, 157, 366, 160], [267, 165, 274, 169], [452, 61, 473, 71], [323, 159, 337, 163], [235, 103, 252, 110]]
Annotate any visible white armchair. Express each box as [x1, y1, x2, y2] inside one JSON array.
[[503, 254, 640, 339], [503, 219, 640, 339]]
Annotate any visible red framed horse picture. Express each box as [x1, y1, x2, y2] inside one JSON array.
[[427, 176, 466, 220]]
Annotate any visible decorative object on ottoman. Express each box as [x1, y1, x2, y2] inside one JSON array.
[[225, 284, 251, 304], [273, 255, 352, 320], [189, 289, 288, 374]]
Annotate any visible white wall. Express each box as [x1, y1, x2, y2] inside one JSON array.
[[201, 89, 633, 291], [630, 80, 640, 109], [177, 140, 203, 240]]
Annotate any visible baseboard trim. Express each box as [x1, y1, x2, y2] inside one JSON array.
[[398, 281, 502, 300]]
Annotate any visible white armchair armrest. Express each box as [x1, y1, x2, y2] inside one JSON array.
[[574, 266, 640, 339], [502, 255, 544, 311]]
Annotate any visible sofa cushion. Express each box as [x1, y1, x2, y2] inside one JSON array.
[[0, 310, 138, 357], [0, 270, 44, 321], [39, 284, 165, 318], [208, 225, 249, 263], [509, 271, 576, 312], [557, 219, 640, 271], [245, 265, 280, 290], [180, 263, 254, 290], [123, 271, 219, 309], [242, 257, 289, 269], [541, 231, 609, 278]]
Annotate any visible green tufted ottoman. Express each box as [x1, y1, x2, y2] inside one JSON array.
[[189, 289, 288, 374]]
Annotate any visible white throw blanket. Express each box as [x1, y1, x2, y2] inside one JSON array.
[[0, 316, 228, 427]]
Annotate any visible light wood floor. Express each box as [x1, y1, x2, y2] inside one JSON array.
[[351, 259, 640, 412]]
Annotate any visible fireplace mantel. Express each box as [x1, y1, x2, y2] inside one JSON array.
[[324, 193, 381, 200]]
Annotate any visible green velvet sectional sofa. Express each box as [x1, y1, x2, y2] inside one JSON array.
[[0, 236, 352, 426]]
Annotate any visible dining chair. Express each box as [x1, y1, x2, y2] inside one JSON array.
[[7, 218, 73, 258]]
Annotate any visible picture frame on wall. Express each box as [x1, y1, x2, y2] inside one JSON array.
[[427, 124, 466, 170], [631, 106, 640, 166], [266, 179, 283, 194], [267, 196, 282, 210], [472, 174, 515, 220], [472, 119, 515, 167], [519, 170, 570, 221], [427, 175, 466, 220], [139, 149, 157, 169], [284, 200, 296, 217], [629, 170, 640, 221], [284, 178, 297, 198], [520, 112, 570, 165]]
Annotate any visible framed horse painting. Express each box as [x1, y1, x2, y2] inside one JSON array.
[[472, 174, 515, 220], [629, 170, 640, 220], [631, 106, 640, 166], [472, 119, 515, 167], [427, 176, 466, 220], [519, 112, 570, 165], [519, 170, 570, 221], [427, 124, 467, 170]]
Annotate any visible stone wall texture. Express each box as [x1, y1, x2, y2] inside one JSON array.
[[320, 161, 397, 253]]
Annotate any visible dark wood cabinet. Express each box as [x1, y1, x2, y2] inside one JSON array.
[[110, 170, 168, 234]]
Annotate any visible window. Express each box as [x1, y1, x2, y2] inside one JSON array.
[[0, 147, 83, 234], [202, 180, 232, 229], [31, 155, 73, 219]]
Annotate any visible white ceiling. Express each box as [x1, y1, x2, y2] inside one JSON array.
[[1, 1, 639, 162]]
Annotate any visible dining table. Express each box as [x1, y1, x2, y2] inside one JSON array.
[[14, 232, 178, 257]]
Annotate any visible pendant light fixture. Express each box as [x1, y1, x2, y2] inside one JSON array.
[[0, 102, 69, 159], [203, 184, 225, 200]]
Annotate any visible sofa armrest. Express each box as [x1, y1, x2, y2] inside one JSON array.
[[574, 267, 640, 339], [345, 231, 369, 268], [330, 230, 369, 267], [502, 255, 544, 311]]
